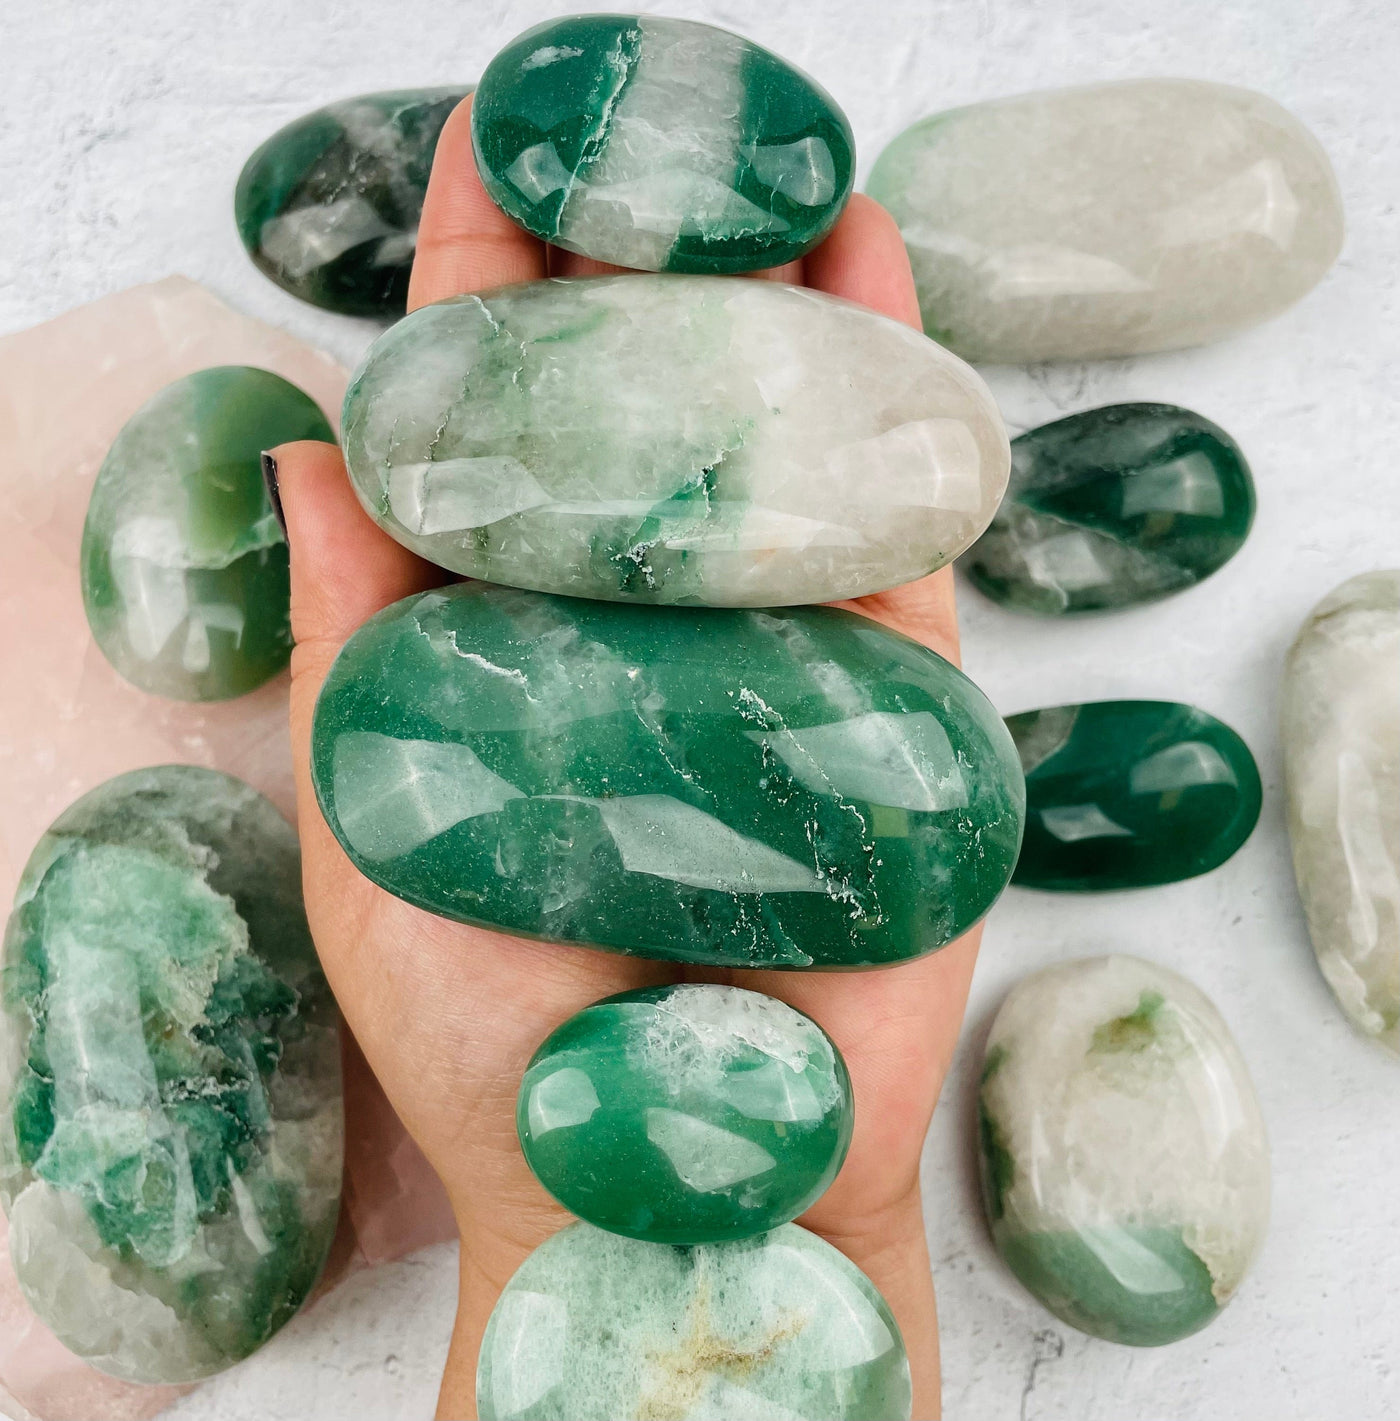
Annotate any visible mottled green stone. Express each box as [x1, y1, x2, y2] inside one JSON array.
[[967, 404, 1255, 614], [472, 15, 854, 273], [80, 366, 332, 701], [477, 1221, 911, 1420], [236, 87, 471, 316], [518, 985, 852, 1243], [0, 767, 343, 1383], [310, 584, 1025, 968], [1007, 700, 1261, 890]]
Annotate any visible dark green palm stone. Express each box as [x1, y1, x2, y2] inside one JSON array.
[[235, 87, 471, 316], [1007, 700, 1261, 890], [80, 366, 332, 702], [310, 584, 1025, 968], [0, 766, 343, 1383], [518, 984, 853, 1243], [967, 404, 1255, 615], [472, 15, 854, 273]]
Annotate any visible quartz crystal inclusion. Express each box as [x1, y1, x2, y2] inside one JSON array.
[[236, 87, 472, 317], [342, 274, 1009, 606], [80, 366, 333, 701], [518, 985, 852, 1243], [472, 15, 854, 274], [1282, 571, 1400, 1051], [967, 404, 1255, 615], [0, 766, 343, 1382], [476, 1221, 911, 1420], [1006, 700, 1261, 890], [978, 956, 1269, 1346], [867, 79, 1344, 362], [311, 584, 1025, 968]]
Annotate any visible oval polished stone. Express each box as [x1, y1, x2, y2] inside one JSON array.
[[978, 955, 1269, 1346], [81, 366, 333, 701], [867, 79, 1344, 362], [1007, 700, 1261, 890], [342, 275, 1009, 606], [236, 87, 471, 316], [477, 1221, 911, 1420], [967, 404, 1255, 615], [0, 767, 343, 1383], [310, 585, 1025, 968], [1282, 571, 1400, 1052], [519, 985, 852, 1243], [472, 15, 854, 273]]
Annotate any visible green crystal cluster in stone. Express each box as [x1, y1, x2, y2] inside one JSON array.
[[310, 584, 1025, 969], [236, 87, 471, 316], [967, 404, 1255, 615], [0, 766, 343, 1383], [472, 15, 854, 273], [81, 366, 332, 702], [518, 985, 852, 1243]]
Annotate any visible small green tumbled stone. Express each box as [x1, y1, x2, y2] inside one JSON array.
[[236, 87, 471, 316], [472, 16, 854, 274], [0, 767, 343, 1383], [518, 985, 852, 1243], [1007, 700, 1261, 890], [966, 404, 1255, 615], [80, 366, 332, 702], [310, 584, 1025, 968], [477, 1221, 911, 1420]]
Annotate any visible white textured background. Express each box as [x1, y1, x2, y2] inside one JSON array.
[[2, 1, 1397, 1418]]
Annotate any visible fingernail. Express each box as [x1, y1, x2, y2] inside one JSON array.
[[261, 451, 287, 539]]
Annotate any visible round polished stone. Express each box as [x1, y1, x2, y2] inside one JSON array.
[[519, 985, 852, 1243], [472, 15, 854, 273], [477, 1222, 911, 1420]]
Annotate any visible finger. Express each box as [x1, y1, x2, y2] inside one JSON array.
[[408, 94, 548, 310], [832, 568, 961, 666], [804, 193, 921, 328], [546, 246, 805, 284]]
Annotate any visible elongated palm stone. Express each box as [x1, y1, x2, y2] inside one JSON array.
[[967, 404, 1255, 614], [477, 1221, 911, 1420], [310, 584, 1025, 968], [519, 985, 852, 1243], [1282, 571, 1400, 1051], [81, 366, 333, 701], [342, 274, 1009, 606], [979, 956, 1269, 1345], [1007, 700, 1261, 890], [236, 87, 472, 316], [867, 80, 1343, 361], [472, 15, 854, 273], [0, 767, 343, 1383]]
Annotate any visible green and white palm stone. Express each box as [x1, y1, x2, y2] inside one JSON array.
[[477, 1221, 911, 1420], [81, 366, 333, 701], [472, 15, 854, 273], [0, 766, 343, 1383], [519, 985, 852, 1243], [341, 274, 1009, 606], [978, 956, 1269, 1346], [966, 404, 1255, 614]]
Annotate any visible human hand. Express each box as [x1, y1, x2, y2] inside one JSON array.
[[274, 95, 981, 1421]]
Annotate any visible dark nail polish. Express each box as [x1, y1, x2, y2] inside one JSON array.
[[261, 451, 287, 540]]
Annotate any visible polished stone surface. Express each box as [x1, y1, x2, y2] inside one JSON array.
[[310, 584, 1025, 968], [0, 767, 343, 1383], [967, 404, 1255, 614], [236, 88, 471, 317], [979, 955, 1269, 1346], [519, 985, 851, 1243], [341, 275, 1008, 605], [80, 366, 333, 702], [867, 79, 1344, 362], [1006, 700, 1260, 891], [476, 1221, 911, 1420], [1282, 571, 1400, 1052], [472, 15, 854, 273]]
